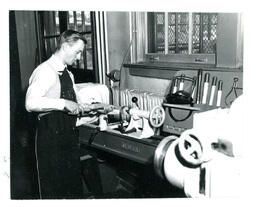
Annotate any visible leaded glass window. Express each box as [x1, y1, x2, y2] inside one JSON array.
[[147, 12, 218, 55]]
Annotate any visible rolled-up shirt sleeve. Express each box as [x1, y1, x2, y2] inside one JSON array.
[[25, 66, 65, 112]]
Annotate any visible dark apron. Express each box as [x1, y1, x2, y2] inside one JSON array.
[[35, 69, 83, 199]]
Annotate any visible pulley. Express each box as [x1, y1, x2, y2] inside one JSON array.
[[154, 131, 204, 190], [154, 135, 178, 179], [177, 132, 203, 167]]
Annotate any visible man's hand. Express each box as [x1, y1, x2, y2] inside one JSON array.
[[78, 103, 115, 116], [64, 100, 80, 115], [77, 103, 97, 116]]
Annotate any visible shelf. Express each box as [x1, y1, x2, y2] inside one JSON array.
[[123, 62, 243, 72], [162, 103, 218, 113], [162, 103, 201, 111], [123, 62, 242, 80]]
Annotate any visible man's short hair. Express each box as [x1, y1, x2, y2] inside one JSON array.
[[57, 30, 87, 50]]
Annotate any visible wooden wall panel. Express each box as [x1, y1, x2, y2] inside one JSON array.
[[15, 11, 37, 92]]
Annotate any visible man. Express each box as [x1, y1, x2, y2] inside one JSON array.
[[26, 30, 92, 199]]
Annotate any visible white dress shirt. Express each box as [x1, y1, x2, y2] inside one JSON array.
[[26, 55, 81, 112]]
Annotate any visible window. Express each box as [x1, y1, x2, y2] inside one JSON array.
[[147, 12, 218, 55], [192, 13, 218, 54], [67, 11, 93, 70], [40, 11, 93, 70]]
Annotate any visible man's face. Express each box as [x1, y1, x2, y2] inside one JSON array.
[[63, 39, 85, 66]]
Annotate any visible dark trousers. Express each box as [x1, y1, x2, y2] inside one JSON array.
[[35, 112, 83, 199]]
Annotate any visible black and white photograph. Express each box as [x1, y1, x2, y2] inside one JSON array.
[[1, 0, 256, 206]]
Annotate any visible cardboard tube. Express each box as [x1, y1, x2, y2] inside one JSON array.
[[216, 80, 223, 107], [209, 77, 218, 106], [202, 73, 210, 104]]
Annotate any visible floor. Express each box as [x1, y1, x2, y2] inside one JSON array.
[[11, 130, 39, 199]]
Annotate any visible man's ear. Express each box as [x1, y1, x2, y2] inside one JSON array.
[[61, 42, 69, 52]]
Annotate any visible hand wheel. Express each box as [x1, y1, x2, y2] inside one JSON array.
[[149, 105, 166, 128]]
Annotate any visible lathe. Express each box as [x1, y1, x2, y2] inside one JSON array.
[[76, 80, 242, 198], [78, 96, 166, 165]]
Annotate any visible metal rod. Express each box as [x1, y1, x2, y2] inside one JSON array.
[[196, 69, 203, 104]]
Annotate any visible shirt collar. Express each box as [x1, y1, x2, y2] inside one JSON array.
[[48, 54, 67, 73]]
